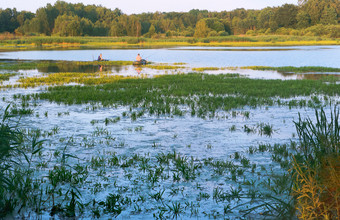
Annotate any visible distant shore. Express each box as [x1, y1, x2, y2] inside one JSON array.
[[0, 35, 339, 51]]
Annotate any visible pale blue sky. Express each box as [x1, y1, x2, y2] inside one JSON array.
[[1, 0, 298, 14]]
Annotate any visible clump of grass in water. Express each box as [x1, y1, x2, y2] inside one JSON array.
[[0, 73, 17, 82], [0, 105, 46, 217], [292, 106, 340, 219], [257, 122, 274, 137], [192, 67, 220, 71]]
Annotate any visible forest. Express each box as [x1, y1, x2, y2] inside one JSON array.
[[0, 0, 339, 38]]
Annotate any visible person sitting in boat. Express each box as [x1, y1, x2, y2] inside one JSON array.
[[136, 54, 142, 62], [136, 54, 147, 65], [98, 53, 104, 61]]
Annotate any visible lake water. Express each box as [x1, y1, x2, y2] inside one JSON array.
[[1, 45, 339, 68]]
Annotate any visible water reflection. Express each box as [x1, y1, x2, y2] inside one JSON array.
[[35, 63, 125, 73], [1, 59, 339, 81], [135, 66, 142, 74]]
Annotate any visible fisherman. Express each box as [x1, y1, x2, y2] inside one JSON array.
[[98, 53, 104, 61], [136, 53, 147, 65], [136, 54, 142, 62]]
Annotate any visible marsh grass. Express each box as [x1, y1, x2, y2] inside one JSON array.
[[0, 105, 48, 217], [145, 64, 185, 70], [0, 73, 17, 82], [292, 106, 340, 219], [31, 73, 340, 120], [15, 72, 140, 88], [192, 67, 220, 71], [1, 35, 338, 51]]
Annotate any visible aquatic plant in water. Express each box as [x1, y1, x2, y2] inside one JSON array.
[[292, 106, 340, 219]]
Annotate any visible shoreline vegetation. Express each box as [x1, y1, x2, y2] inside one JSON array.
[[0, 35, 339, 51]]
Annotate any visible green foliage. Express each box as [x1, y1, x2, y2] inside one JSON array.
[[292, 106, 340, 218], [1, 0, 338, 37], [53, 14, 82, 36], [294, 106, 339, 168], [0, 105, 22, 189], [0, 73, 16, 82]]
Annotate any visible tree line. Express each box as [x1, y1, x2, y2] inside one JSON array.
[[0, 0, 339, 38]]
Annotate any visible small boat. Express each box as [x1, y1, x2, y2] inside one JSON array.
[[133, 59, 148, 65]]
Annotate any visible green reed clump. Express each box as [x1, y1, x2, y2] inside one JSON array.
[[145, 64, 185, 70], [0, 105, 48, 218], [0, 73, 16, 82], [257, 122, 274, 137], [294, 106, 339, 168], [192, 67, 220, 71], [292, 106, 340, 219]]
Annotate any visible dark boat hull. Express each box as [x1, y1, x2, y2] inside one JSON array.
[[133, 59, 147, 65]]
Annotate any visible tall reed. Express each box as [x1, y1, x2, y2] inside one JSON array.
[[292, 106, 340, 219]]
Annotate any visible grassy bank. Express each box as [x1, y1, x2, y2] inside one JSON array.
[[0, 35, 339, 50]]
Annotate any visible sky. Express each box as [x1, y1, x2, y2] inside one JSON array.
[[1, 0, 298, 14]]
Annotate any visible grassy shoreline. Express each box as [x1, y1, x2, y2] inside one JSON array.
[[0, 35, 339, 51]]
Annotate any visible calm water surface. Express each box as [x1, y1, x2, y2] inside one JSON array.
[[0, 45, 339, 68]]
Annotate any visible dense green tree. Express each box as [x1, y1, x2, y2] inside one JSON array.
[[274, 4, 298, 28], [148, 24, 156, 37], [297, 11, 311, 28], [16, 11, 34, 26], [194, 19, 209, 37], [299, 0, 340, 25], [53, 14, 81, 36], [257, 7, 275, 30], [0, 8, 19, 33], [80, 17, 94, 36], [110, 21, 125, 36], [320, 6, 338, 25]]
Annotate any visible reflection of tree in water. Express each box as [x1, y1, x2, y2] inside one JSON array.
[[301, 74, 340, 80], [38, 63, 96, 73], [36, 62, 125, 73], [277, 70, 340, 80]]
